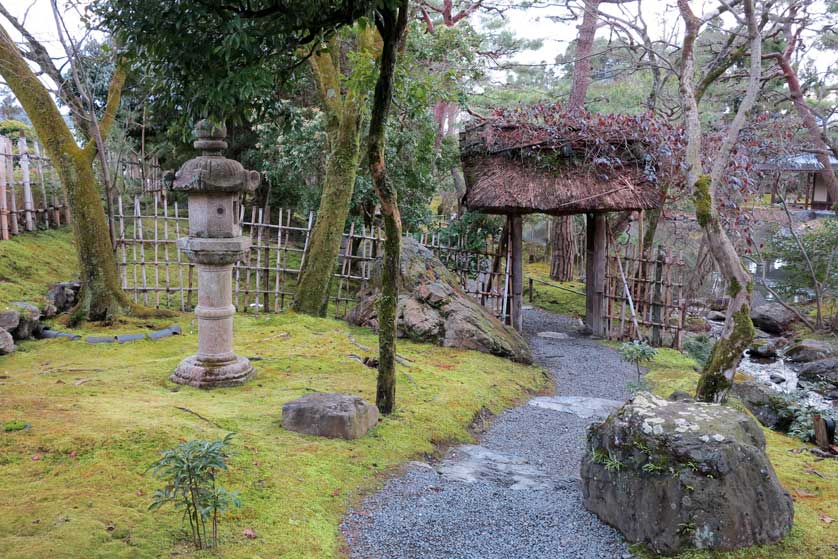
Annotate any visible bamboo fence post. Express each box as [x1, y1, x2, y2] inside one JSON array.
[[234, 203, 244, 310], [274, 208, 283, 311], [153, 196, 161, 307], [118, 196, 127, 289], [162, 196, 172, 308], [135, 196, 149, 305], [243, 206, 258, 311], [0, 138, 8, 240], [17, 134, 35, 232], [5, 137, 19, 235], [262, 206, 271, 313], [130, 195, 139, 302], [253, 207, 264, 313], [174, 201, 186, 311], [33, 141, 50, 228], [651, 245, 664, 346]]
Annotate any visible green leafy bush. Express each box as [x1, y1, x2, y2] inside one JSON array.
[[2, 420, 29, 432], [619, 340, 657, 382], [148, 434, 241, 550], [683, 335, 715, 367]]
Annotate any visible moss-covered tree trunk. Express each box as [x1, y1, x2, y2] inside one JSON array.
[[293, 30, 374, 316], [678, 0, 761, 402], [368, 1, 408, 415], [0, 24, 132, 323]]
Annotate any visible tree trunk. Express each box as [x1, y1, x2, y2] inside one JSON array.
[[0, 24, 134, 323], [678, 0, 761, 402], [368, 1, 409, 415], [293, 30, 373, 316], [550, 0, 601, 284], [768, 42, 838, 208], [293, 117, 362, 315], [550, 215, 575, 281]]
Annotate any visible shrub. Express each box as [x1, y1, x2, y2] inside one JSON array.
[[683, 335, 715, 367], [148, 434, 241, 549], [619, 340, 657, 382]]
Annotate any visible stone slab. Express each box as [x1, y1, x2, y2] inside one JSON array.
[[438, 445, 552, 490], [528, 396, 622, 419], [282, 392, 378, 440]]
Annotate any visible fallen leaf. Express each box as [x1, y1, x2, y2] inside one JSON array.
[[69, 450, 77, 459], [73, 378, 90, 386], [794, 488, 816, 498], [32, 453, 42, 461], [331, 488, 341, 497], [243, 528, 257, 539], [821, 515, 835, 525], [136, 490, 145, 497]]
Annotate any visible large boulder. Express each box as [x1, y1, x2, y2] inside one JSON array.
[[581, 392, 793, 555], [282, 393, 379, 440], [0, 327, 15, 355], [747, 339, 779, 360], [731, 380, 793, 432], [347, 237, 531, 363], [750, 303, 797, 335], [0, 310, 20, 332], [784, 339, 832, 363]]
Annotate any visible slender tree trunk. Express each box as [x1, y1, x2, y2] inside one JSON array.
[[294, 116, 362, 315], [678, 0, 761, 402], [368, 1, 409, 415], [293, 30, 375, 315], [767, 40, 838, 208], [550, 214, 575, 280], [550, 0, 602, 283], [0, 24, 135, 323]]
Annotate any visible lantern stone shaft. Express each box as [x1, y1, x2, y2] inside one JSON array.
[[168, 120, 260, 388]]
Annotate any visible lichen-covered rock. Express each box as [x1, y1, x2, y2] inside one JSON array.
[[45, 280, 80, 315], [747, 339, 778, 360], [282, 393, 379, 440], [750, 303, 797, 335], [784, 339, 832, 363], [347, 237, 531, 363], [0, 327, 15, 355], [731, 380, 793, 432], [0, 310, 20, 332], [10, 302, 42, 340], [581, 392, 793, 555]]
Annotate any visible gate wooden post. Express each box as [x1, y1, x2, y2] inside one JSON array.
[[585, 213, 606, 337], [651, 244, 665, 346], [509, 214, 523, 332]]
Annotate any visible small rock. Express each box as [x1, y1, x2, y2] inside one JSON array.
[[11, 302, 42, 340], [706, 311, 726, 322], [668, 390, 694, 402], [769, 373, 785, 384], [537, 331, 569, 340], [282, 393, 379, 440], [0, 327, 15, 355], [0, 310, 20, 332], [731, 381, 794, 432], [748, 339, 778, 360]]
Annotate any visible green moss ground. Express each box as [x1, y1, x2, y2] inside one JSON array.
[[524, 261, 587, 317], [0, 312, 547, 559], [0, 228, 77, 308], [634, 348, 838, 559]]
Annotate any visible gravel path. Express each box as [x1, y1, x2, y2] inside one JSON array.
[[342, 307, 637, 559]]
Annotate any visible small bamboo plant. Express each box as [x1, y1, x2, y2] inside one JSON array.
[[619, 340, 657, 383], [148, 433, 241, 550]]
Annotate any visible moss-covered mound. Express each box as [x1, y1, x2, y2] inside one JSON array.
[[0, 312, 546, 558]]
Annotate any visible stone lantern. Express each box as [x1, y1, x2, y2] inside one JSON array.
[[168, 120, 260, 388]]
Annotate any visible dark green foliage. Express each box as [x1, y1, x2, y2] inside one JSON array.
[[0, 119, 30, 136], [683, 335, 715, 367], [619, 340, 657, 382], [2, 420, 29, 432], [764, 219, 838, 298], [148, 434, 241, 550]]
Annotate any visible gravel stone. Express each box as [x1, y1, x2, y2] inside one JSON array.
[[342, 308, 637, 558]]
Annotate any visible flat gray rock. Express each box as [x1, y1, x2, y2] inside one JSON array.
[[282, 392, 379, 440], [438, 445, 551, 490], [528, 396, 621, 419], [537, 331, 570, 340]]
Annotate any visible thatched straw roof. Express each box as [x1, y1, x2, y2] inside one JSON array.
[[459, 107, 678, 216]]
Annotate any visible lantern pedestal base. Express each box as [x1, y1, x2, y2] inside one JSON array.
[[171, 355, 254, 389]]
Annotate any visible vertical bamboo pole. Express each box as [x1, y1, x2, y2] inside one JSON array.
[[118, 196, 127, 289], [17, 134, 34, 232], [262, 206, 271, 313], [135, 196, 149, 305], [651, 245, 664, 346], [162, 196, 172, 308], [131, 195, 139, 302], [174, 201, 186, 311], [33, 141, 50, 228], [274, 208, 283, 312], [153, 196, 161, 307], [0, 138, 8, 240], [6, 137, 19, 235], [253, 207, 264, 313]]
